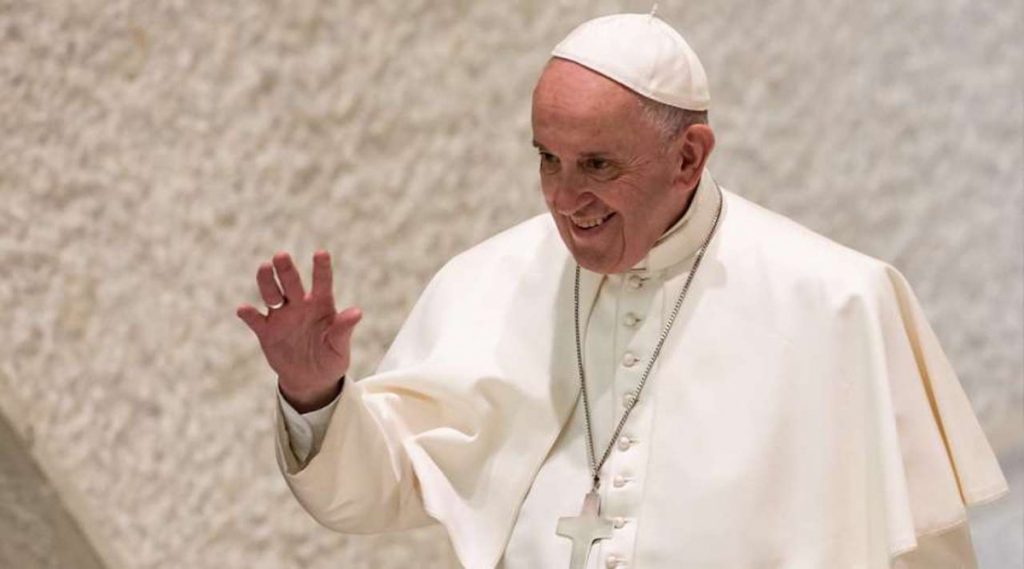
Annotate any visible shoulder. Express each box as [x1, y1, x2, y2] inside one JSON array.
[[376, 213, 564, 370], [414, 213, 565, 306], [441, 212, 563, 275], [718, 187, 895, 297]]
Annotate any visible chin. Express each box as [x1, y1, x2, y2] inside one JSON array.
[[552, 219, 628, 274]]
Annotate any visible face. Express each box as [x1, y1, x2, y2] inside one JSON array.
[[531, 58, 699, 274]]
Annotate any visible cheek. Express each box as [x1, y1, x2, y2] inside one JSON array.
[[602, 179, 650, 218], [539, 178, 556, 204], [608, 181, 664, 238]]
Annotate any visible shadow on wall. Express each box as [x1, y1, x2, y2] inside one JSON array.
[[0, 411, 107, 569]]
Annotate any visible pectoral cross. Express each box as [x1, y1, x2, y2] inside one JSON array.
[[556, 490, 615, 569]]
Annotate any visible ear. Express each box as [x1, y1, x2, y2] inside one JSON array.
[[674, 124, 715, 190]]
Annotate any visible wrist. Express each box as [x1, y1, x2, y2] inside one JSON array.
[[279, 377, 344, 414]]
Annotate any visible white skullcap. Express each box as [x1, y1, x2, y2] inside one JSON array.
[[551, 13, 710, 111]]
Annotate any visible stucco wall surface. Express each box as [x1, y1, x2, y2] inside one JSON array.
[[1, 0, 1021, 568]]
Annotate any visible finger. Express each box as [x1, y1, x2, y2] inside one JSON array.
[[311, 249, 333, 302], [272, 251, 306, 302], [236, 304, 267, 335], [325, 306, 362, 354], [257, 262, 285, 307]]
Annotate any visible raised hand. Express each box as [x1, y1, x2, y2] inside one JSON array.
[[236, 250, 362, 413]]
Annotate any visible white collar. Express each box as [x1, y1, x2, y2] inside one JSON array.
[[626, 168, 722, 275]]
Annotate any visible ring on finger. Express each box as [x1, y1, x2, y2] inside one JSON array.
[[266, 299, 286, 310]]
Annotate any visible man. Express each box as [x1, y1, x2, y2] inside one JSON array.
[[236, 13, 1008, 569]]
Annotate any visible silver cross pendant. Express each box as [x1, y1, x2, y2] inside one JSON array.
[[556, 490, 615, 569]]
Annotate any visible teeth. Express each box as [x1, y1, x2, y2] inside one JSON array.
[[571, 213, 612, 229]]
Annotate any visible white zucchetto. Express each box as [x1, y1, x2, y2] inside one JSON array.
[[551, 13, 711, 111]]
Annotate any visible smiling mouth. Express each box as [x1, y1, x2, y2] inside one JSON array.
[[570, 212, 615, 229]]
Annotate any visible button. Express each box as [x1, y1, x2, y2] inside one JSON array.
[[617, 436, 633, 451], [627, 275, 644, 289], [623, 313, 641, 327], [622, 393, 636, 408], [605, 555, 621, 568], [612, 475, 627, 488], [622, 352, 639, 367], [613, 516, 627, 528]]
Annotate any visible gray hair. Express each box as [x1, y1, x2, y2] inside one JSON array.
[[635, 93, 708, 144]]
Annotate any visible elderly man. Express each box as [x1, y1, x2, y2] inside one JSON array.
[[236, 13, 1007, 569]]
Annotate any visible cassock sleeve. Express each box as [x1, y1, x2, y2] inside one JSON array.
[[276, 386, 341, 464], [875, 263, 1009, 565], [274, 374, 438, 533]]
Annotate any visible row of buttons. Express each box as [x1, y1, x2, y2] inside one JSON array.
[[605, 274, 649, 569], [605, 512, 631, 566]]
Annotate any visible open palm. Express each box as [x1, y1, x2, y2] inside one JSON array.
[[236, 250, 362, 412]]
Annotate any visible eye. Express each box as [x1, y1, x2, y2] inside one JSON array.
[[538, 151, 560, 174], [583, 157, 619, 180]]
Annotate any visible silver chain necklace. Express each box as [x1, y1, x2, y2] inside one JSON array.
[[573, 184, 723, 492]]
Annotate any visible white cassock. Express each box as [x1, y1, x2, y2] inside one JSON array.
[[275, 171, 1009, 569]]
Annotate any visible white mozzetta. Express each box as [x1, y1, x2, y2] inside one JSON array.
[[275, 173, 1008, 568]]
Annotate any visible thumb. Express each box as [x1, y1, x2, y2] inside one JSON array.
[[325, 306, 363, 353]]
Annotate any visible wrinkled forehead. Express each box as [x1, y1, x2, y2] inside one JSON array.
[[532, 58, 642, 126]]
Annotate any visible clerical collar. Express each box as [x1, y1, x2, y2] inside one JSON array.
[[627, 168, 722, 275]]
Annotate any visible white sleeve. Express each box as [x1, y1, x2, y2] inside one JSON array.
[[273, 376, 436, 533], [277, 386, 342, 465]]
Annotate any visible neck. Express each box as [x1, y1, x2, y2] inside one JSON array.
[[657, 182, 699, 242]]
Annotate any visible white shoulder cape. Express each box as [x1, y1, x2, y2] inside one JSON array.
[[275, 188, 1008, 568]]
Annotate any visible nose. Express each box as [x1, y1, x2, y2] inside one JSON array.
[[547, 169, 594, 215]]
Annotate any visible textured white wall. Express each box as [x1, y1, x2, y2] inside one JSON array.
[[1, 0, 1020, 568]]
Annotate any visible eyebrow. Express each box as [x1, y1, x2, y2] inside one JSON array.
[[531, 141, 615, 158]]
